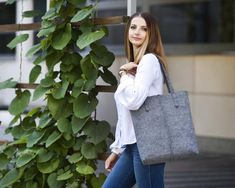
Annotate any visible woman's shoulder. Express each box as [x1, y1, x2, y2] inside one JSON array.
[[140, 53, 160, 66]]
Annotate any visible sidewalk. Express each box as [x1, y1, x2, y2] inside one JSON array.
[[165, 152, 235, 188]]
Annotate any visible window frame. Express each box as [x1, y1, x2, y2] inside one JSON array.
[[96, 0, 235, 55], [0, 1, 16, 57]]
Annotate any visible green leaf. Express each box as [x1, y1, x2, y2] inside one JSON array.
[[83, 79, 96, 91], [3, 145, 16, 158], [9, 136, 27, 146], [52, 23, 72, 50], [0, 168, 23, 187], [0, 78, 17, 90], [47, 95, 72, 119], [46, 130, 62, 148], [23, 167, 37, 181], [33, 85, 49, 101], [10, 125, 24, 139], [7, 34, 29, 49], [26, 43, 42, 57], [68, 0, 86, 6], [27, 130, 46, 147], [91, 173, 106, 188], [40, 76, 54, 87], [73, 136, 86, 151], [83, 121, 110, 144], [42, 7, 57, 20], [77, 30, 105, 49], [51, 80, 69, 99], [0, 168, 20, 188], [95, 141, 107, 154], [22, 10, 42, 17], [71, 79, 84, 98], [90, 44, 115, 67], [71, 6, 93, 22], [68, 152, 82, 164], [37, 148, 54, 163], [61, 52, 82, 72], [9, 90, 31, 115], [81, 142, 97, 159], [0, 154, 9, 170], [29, 65, 41, 83], [99, 68, 118, 86], [45, 52, 64, 71], [37, 20, 56, 37], [73, 93, 98, 118], [57, 170, 73, 180], [37, 159, 60, 173], [38, 113, 52, 128], [21, 116, 36, 130], [57, 118, 71, 133], [91, 50, 114, 67], [33, 55, 45, 65], [16, 150, 37, 168], [80, 55, 98, 80], [71, 115, 89, 134], [5, 0, 16, 5], [47, 173, 64, 188], [25, 181, 38, 188], [26, 107, 40, 117], [37, 25, 56, 37], [76, 162, 94, 175]]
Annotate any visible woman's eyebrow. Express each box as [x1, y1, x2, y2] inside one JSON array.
[[131, 24, 147, 27]]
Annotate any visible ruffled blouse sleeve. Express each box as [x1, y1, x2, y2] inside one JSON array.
[[114, 54, 161, 110]]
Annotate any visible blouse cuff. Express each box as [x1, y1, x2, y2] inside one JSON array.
[[111, 148, 125, 156]]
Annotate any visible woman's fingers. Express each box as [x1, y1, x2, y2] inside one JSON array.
[[120, 62, 137, 71], [105, 153, 119, 171]]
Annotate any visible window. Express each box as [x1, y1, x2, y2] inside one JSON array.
[[97, 8, 127, 46], [93, 0, 235, 55], [33, 0, 47, 44], [0, 2, 16, 55], [150, 0, 235, 44]]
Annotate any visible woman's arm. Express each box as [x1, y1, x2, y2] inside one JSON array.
[[115, 54, 160, 110]]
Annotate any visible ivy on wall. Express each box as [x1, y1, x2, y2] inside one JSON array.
[[0, 0, 117, 187]]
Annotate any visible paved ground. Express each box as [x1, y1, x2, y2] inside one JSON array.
[[165, 152, 235, 188], [98, 152, 235, 188]]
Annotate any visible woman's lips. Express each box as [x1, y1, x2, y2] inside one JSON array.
[[132, 37, 142, 41]]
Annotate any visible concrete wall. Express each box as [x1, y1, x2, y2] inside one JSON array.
[[167, 55, 235, 139]]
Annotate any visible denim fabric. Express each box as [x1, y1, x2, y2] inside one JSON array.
[[102, 144, 165, 188]]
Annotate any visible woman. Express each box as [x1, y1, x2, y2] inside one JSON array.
[[102, 12, 168, 188]]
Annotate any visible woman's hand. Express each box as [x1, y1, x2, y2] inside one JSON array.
[[120, 62, 137, 72], [105, 153, 119, 172], [120, 62, 137, 76]]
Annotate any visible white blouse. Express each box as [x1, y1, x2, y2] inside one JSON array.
[[110, 53, 164, 155]]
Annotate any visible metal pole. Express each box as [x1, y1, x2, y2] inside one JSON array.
[[47, 0, 50, 10], [127, 0, 137, 16]]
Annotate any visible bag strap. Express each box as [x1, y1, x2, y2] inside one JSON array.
[[156, 55, 175, 94]]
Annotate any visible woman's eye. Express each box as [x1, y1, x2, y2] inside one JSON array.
[[130, 25, 136, 30], [142, 27, 147, 31]]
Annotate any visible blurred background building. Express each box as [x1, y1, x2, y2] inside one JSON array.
[[0, 0, 235, 186]]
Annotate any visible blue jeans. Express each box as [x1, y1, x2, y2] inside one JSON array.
[[102, 143, 165, 188]]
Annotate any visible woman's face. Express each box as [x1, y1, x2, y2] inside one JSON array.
[[128, 16, 148, 48]]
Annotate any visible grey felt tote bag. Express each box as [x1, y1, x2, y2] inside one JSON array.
[[131, 58, 199, 165]]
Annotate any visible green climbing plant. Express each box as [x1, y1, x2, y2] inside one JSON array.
[[0, 0, 117, 187]]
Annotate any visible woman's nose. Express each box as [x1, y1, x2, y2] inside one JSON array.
[[134, 28, 140, 35]]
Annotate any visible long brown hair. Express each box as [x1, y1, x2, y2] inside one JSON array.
[[124, 12, 168, 70]]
